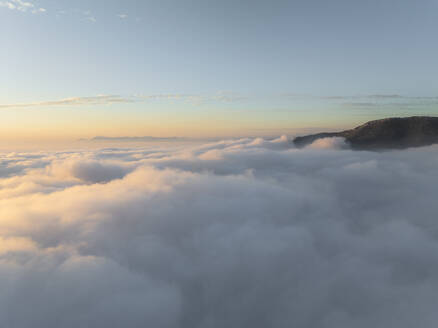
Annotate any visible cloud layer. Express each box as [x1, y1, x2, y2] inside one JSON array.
[[1, 137, 438, 327]]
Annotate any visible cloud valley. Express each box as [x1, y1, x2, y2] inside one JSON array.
[[1, 137, 438, 327]]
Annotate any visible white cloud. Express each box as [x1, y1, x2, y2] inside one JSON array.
[[83, 10, 96, 23], [118, 13, 128, 19], [2, 138, 438, 327], [0, 0, 45, 13], [0, 1, 15, 9], [306, 137, 349, 150], [86, 16, 96, 23], [32, 6, 45, 13]]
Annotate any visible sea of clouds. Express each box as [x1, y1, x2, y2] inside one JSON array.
[[1, 136, 438, 327]]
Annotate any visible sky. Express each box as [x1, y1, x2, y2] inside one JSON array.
[[3, 2, 438, 326], [1, 0, 438, 142]]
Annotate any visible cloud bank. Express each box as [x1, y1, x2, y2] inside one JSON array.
[[1, 137, 438, 327]]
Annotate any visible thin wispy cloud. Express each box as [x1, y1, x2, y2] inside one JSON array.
[[137, 91, 248, 105], [2, 92, 436, 111], [340, 95, 438, 109], [277, 93, 438, 111], [0, 92, 248, 110], [0, 95, 133, 109], [281, 93, 438, 101], [0, 0, 45, 13], [118, 13, 128, 19]]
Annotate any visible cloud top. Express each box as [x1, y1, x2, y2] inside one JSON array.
[[1, 138, 438, 327]]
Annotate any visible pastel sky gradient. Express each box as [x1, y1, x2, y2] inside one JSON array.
[[1, 0, 438, 141]]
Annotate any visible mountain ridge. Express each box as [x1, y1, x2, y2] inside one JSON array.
[[293, 116, 438, 150]]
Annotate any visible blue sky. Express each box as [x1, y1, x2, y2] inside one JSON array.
[[1, 0, 438, 140]]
